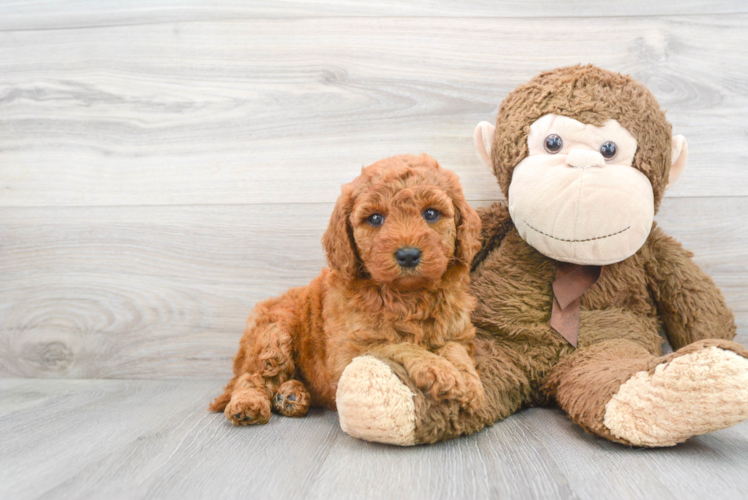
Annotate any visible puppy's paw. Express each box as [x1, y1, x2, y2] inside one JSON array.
[[272, 380, 311, 418], [225, 389, 272, 426], [408, 358, 467, 403]]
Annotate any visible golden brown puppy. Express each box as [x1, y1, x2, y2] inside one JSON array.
[[209, 154, 483, 425]]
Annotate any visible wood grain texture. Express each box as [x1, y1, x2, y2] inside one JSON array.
[[1, 16, 748, 207], [2, 4, 747, 498], [1, 197, 745, 379], [2, 1, 747, 31], [1, 378, 748, 500]]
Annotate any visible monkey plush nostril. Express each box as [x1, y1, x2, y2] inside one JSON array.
[[395, 247, 422, 268], [566, 149, 605, 169]]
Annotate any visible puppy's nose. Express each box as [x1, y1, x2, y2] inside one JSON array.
[[395, 247, 421, 268]]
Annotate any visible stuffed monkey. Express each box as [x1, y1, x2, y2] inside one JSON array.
[[334, 65, 748, 447]]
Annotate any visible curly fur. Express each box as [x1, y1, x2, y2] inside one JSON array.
[[209, 154, 484, 425]]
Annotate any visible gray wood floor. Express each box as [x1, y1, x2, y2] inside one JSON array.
[[2, 378, 748, 500], [2, 1, 748, 499]]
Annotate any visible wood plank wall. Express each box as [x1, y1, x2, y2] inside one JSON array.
[[1, 1, 747, 379]]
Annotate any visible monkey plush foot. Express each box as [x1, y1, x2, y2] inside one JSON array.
[[336, 356, 417, 445], [604, 342, 748, 446]]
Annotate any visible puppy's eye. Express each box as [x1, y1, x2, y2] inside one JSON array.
[[544, 134, 563, 154], [367, 213, 385, 227], [422, 208, 440, 223], [600, 141, 617, 160]]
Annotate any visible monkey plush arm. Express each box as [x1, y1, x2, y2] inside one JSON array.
[[645, 224, 736, 350], [471, 201, 514, 270]]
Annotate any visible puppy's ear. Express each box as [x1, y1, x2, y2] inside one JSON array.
[[452, 192, 482, 267], [322, 183, 360, 280]]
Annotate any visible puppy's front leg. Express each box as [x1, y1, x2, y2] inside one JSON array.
[[438, 342, 485, 412], [369, 343, 468, 404]]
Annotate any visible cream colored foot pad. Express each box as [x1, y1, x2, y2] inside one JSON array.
[[604, 347, 748, 447], [336, 356, 417, 446]]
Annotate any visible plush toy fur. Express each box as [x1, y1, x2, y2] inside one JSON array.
[[493, 65, 673, 208], [209, 154, 484, 426], [336, 65, 748, 447]]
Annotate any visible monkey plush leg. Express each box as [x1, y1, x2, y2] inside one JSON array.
[[605, 340, 748, 446], [336, 355, 419, 445], [336, 336, 532, 445], [545, 339, 748, 447]]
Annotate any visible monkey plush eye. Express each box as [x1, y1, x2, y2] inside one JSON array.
[[367, 214, 385, 227], [422, 208, 440, 223], [600, 141, 617, 160], [544, 134, 563, 154]]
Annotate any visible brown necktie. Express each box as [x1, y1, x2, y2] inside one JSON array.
[[550, 262, 603, 348]]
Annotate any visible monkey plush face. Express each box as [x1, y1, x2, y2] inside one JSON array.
[[474, 65, 688, 266], [507, 114, 651, 265]]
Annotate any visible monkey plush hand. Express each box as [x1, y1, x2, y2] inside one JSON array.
[[335, 65, 748, 447]]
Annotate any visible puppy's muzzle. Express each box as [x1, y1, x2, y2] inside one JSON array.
[[395, 247, 421, 268]]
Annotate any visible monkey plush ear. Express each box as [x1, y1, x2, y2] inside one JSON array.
[[667, 134, 688, 189], [473, 121, 496, 173]]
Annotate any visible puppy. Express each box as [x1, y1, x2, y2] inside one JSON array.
[[209, 154, 484, 425]]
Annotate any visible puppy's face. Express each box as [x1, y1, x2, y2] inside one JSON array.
[[323, 155, 481, 291], [351, 180, 457, 290]]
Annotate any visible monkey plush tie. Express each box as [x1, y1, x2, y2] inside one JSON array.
[[550, 262, 603, 348]]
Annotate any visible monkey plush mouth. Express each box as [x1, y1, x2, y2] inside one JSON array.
[[523, 221, 631, 243]]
